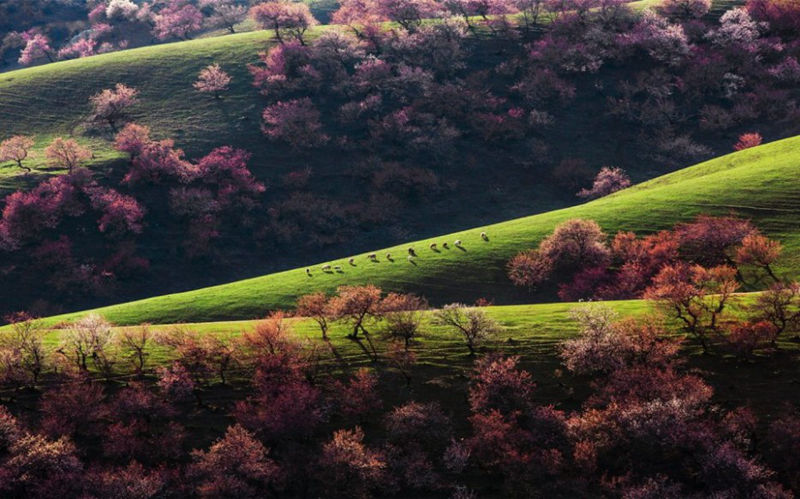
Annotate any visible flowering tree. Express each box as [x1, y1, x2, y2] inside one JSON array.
[[432, 303, 500, 355], [296, 292, 332, 340], [193, 63, 231, 98], [577, 167, 631, 199], [0, 136, 35, 172], [331, 0, 386, 36], [328, 285, 383, 359], [645, 263, 740, 353], [261, 98, 329, 148], [44, 138, 92, 173], [0, 313, 48, 389], [747, 0, 800, 35], [250, 1, 319, 44], [735, 233, 782, 282], [659, 0, 711, 19], [203, 0, 248, 33], [377, 0, 443, 32], [153, 0, 204, 40], [106, 0, 140, 20], [114, 123, 151, 159], [675, 214, 756, 266], [319, 427, 387, 497], [56, 38, 97, 60], [90, 83, 139, 132], [445, 0, 517, 30], [189, 424, 281, 497], [58, 314, 115, 374], [733, 132, 763, 150], [561, 306, 682, 374], [18, 32, 53, 66]]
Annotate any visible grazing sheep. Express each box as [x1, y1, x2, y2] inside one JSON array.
[[321, 264, 331, 271], [408, 247, 417, 257], [334, 265, 342, 271], [306, 268, 311, 275], [454, 239, 462, 246], [348, 257, 355, 265], [430, 243, 437, 250], [386, 253, 393, 260], [481, 231, 488, 241], [368, 253, 377, 260], [442, 242, 449, 249]]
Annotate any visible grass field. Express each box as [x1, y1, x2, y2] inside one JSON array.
[[27, 135, 800, 326]]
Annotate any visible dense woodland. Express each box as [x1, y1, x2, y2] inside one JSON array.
[[1, 1, 800, 497]]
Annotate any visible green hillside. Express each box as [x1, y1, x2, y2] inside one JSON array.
[[39, 136, 800, 326]]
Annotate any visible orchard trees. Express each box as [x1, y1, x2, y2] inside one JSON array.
[[90, 84, 139, 132], [250, 1, 318, 44], [44, 138, 91, 173], [194, 63, 231, 98], [0, 136, 35, 172]]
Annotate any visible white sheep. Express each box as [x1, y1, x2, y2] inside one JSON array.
[[480, 231, 488, 241], [321, 264, 331, 271], [429, 243, 437, 250], [454, 239, 462, 246], [305, 268, 311, 275], [408, 247, 417, 256], [386, 253, 392, 260], [442, 242, 449, 249], [348, 257, 355, 265], [368, 253, 377, 260], [334, 265, 342, 271]]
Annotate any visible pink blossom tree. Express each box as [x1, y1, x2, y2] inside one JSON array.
[[250, 1, 319, 45], [261, 98, 329, 148], [193, 63, 232, 99], [153, 0, 204, 40], [18, 32, 53, 66], [44, 138, 92, 173], [203, 0, 248, 33], [90, 83, 139, 132], [189, 424, 281, 497], [577, 166, 631, 199], [659, 0, 712, 19], [0, 136, 35, 172]]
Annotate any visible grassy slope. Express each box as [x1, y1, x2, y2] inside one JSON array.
[[36, 136, 800, 326]]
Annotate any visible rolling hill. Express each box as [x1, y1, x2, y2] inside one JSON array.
[[38, 135, 800, 326]]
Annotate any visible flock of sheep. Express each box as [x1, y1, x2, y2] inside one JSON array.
[[306, 231, 489, 276]]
